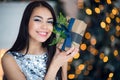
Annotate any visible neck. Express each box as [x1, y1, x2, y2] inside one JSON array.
[[22, 40, 46, 55]]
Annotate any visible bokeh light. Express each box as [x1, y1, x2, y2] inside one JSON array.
[[106, 0, 112, 4], [115, 17, 120, 23], [110, 35, 115, 42], [109, 13, 115, 19], [113, 50, 118, 56], [106, 17, 111, 24], [90, 37, 97, 45], [94, 0, 100, 3], [103, 56, 109, 62], [95, 7, 100, 14], [78, 64, 85, 70], [85, 32, 91, 40], [100, 21, 106, 28], [86, 8, 92, 15], [73, 53, 80, 59], [80, 43, 87, 51], [109, 72, 114, 78], [99, 52, 105, 59], [112, 8, 118, 15], [68, 74, 75, 79]]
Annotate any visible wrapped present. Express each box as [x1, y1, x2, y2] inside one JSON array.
[[57, 17, 87, 51], [49, 13, 87, 51]]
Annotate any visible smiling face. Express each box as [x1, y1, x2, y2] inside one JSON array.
[[28, 7, 54, 43]]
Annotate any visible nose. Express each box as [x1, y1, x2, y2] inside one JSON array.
[[41, 22, 47, 29]]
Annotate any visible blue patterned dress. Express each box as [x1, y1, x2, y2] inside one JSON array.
[[7, 51, 48, 80]]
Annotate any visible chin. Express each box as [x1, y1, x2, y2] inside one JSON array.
[[37, 36, 50, 43], [38, 39, 48, 43], [40, 40, 47, 43]]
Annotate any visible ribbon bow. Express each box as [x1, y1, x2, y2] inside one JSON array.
[[49, 14, 75, 51], [61, 18, 75, 50]]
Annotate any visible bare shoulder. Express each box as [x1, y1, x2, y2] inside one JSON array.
[[1, 52, 20, 72], [1, 52, 26, 80], [2, 52, 15, 66]]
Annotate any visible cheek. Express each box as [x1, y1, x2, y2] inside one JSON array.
[[48, 25, 53, 32], [28, 19, 38, 31], [28, 20, 33, 30], [48, 26, 53, 37], [28, 22, 35, 36], [28, 24, 33, 34]]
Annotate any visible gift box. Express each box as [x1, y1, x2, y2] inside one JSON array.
[[57, 17, 87, 51], [49, 13, 87, 51]]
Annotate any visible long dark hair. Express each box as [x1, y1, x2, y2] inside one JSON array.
[[5, 1, 62, 80]]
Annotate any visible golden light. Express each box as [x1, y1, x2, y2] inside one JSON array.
[[68, 58, 73, 63], [67, 65, 71, 71], [112, 8, 118, 15], [106, 17, 111, 24], [85, 32, 91, 40], [100, 21, 106, 28], [115, 31, 120, 37], [107, 77, 112, 80], [115, 17, 120, 23], [109, 72, 114, 78], [116, 25, 120, 31], [99, 53, 105, 59], [88, 46, 98, 55], [68, 74, 75, 79], [113, 50, 118, 56], [99, 5, 104, 10], [75, 68, 81, 74], [95, 7, 100, 14], [109, 13, 115, 19], [94, 0, 100, 3], [77, 0, 84, 9], [86, 8, 92, 15], [110, 35, 115, 42], [73, 53, 80, 59], [90, 37, 97, 45], [105, 25, 110, 31], [78, 64, 85, 70], [107, 0, 112, 4], [80, 43, 87, 51], [103, 56, 109, 62]]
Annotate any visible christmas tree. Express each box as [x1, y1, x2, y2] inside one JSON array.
[[56, 0, 120, 80]]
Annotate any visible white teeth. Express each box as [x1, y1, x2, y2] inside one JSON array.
[[38, 31, 47, 35]]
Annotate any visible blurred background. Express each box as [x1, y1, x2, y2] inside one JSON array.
[[0, 0, 120, 80]]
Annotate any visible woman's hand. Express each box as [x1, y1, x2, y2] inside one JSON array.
[[45, 46, 79, 80], [52, 46, 79, 68]]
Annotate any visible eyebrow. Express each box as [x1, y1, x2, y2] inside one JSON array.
[[34, 15, 53, 20]]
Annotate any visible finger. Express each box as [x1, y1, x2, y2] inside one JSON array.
[[70, 48, 79, 57], [65, 46, 75, 55], [55, 48, 61, 55], [66, 48, 79, 59]]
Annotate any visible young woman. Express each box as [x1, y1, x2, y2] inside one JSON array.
[[2, 1, 79, 80]]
